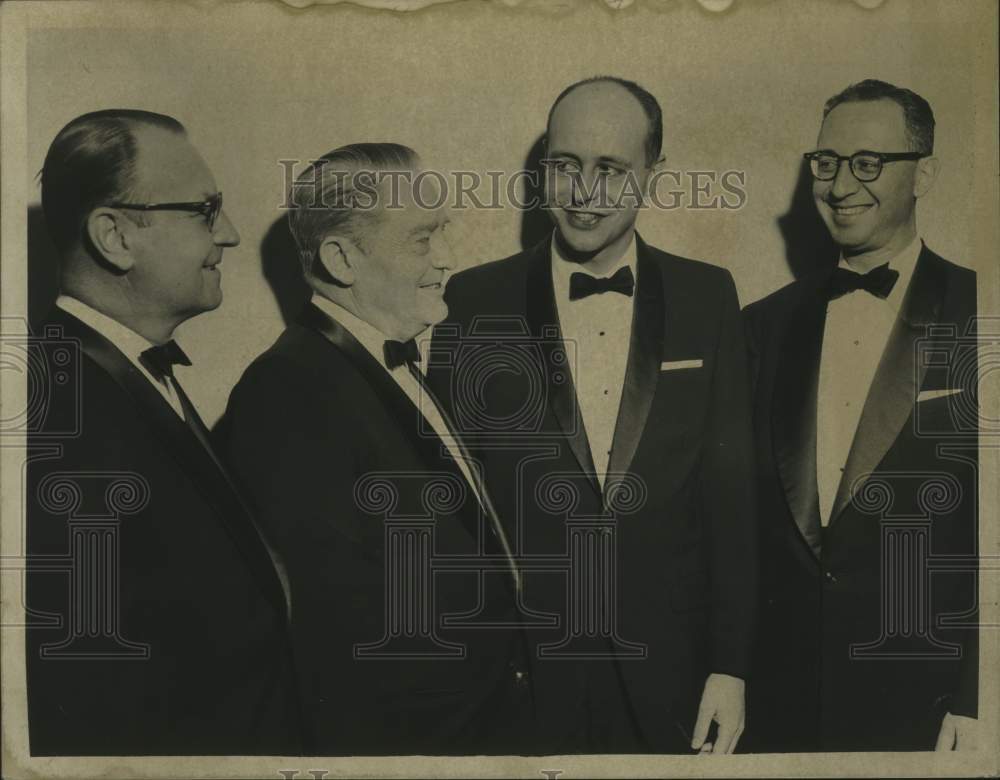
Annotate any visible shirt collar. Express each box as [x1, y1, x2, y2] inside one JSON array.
[[56, 295, 161, 362], [838, 235, 923, 313], [311, 293, 418, 372], [551, 231, 638, 300]]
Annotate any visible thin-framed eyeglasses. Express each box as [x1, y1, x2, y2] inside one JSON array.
[[803, 151, 925, 183]]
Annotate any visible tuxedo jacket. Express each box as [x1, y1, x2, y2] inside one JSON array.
[[25, 308, 301, 755], [428, 235, 758, 751], [221, 303, 530, 756], [742, 245, 978, 751]]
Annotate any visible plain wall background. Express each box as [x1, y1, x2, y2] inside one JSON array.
[[25, 0, 997, 425]]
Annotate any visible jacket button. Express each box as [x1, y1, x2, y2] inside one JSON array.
[[824, 571, 837, 584]]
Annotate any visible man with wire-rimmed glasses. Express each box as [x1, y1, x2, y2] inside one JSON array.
[[25, 109, 304, 755], [743, 80, 980, 752]]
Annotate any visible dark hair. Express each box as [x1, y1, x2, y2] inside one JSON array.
[[823, 79, 935, 155], [287, 142, 418, 277], [546, 76, 663, 166], [41, 109, 185, 253]]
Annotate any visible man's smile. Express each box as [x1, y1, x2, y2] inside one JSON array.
[[824, 201, 875, 223], [563, 208, 609, 229]]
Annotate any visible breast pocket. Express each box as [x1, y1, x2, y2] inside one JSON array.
[[649, 360, 709, 446]]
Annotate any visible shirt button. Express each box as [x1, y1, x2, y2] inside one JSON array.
[[599, 331, 606, 336]]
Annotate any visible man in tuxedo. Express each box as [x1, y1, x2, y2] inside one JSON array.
[[743, 79, 979, 751], [222, 143, 529, 755], [428, 77, 758, 754], [26, 110, 302, 754]]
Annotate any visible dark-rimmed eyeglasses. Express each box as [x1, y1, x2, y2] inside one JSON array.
[[106, 192, 223, 230], [803, 151, 925, 183]]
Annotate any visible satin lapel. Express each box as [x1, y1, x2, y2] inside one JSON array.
[[298, 303, 456, 473], [297, 304, 503, 556], [771, 278, 829, 558], [605, 236, 664, 498], [47, 309, 289, 616], [524, 242, 601, 497], [830, 247, 947, 523]]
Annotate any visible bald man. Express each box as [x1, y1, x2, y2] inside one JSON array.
[[429, 76, 757, 754]]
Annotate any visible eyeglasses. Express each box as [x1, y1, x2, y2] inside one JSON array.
[[803, 151, 925, 183], [106, 192, 224, 230]]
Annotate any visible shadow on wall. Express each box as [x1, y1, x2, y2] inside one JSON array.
[[260, 214, 310, 326], [519, 134, 553, 253], [28, 204, 61, 328], [777, 159, 839, 281]]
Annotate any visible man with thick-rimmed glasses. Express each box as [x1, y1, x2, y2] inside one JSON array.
[[25, 109, 303, 755], [743, 79, 979, 752]]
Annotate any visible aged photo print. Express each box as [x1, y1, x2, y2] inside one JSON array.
[[1, 0, 997, 777]]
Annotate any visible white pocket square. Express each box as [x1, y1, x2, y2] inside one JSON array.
[[660, 359, 703, 371], [917, 388, 963, 402]]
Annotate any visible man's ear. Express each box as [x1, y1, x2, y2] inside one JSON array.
[[317, 235, 360, 286], [85, 208, 135, 272], [643, 154, 667, 196], [914, 155, 940, 199]]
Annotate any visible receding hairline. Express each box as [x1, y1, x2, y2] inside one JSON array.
[[817, 97, 912, 143], [547, 79, 649, 133], [127, 123, 219, 201], [545, 77, 662, 166]]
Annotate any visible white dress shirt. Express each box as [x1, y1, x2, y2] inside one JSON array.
[[310, 295, 486, 508], [551, 235, 637, 486], [816, 237, 922, 524], [55, 295, 186, 418]]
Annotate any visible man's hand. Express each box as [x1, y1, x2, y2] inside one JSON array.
[[691, 673, 745, 754], [934, 712, 980, 751]]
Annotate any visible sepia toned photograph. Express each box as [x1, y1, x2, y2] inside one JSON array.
[[1, 0, 997, 777]]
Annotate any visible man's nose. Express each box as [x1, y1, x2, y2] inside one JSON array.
[[570, 170, 600, 205], [213, 209, 241, 247], [431, 230, 455, 270], [829, 159, 861, 199]]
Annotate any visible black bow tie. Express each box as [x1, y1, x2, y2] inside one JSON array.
[[139, 340, 191, 381], [569, 265, 635, 301], [383, 338, 420, 370], [826, 263, 900, 301]]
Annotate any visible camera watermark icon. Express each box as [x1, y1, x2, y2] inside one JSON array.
[[0, 320, 82, 440], [913, 316, 1000, 440], [425, 317, 578, 441]]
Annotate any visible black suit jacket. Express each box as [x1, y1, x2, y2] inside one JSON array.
[[743, 245, 978, 751], [429, 235, 758, 751], [221, 303, 529, 755], [25, 308, 301, 755]]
